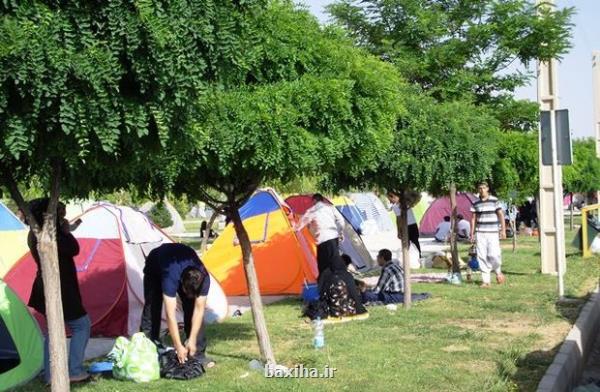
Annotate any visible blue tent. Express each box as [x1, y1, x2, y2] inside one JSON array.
[[0, 202, 25, 231]]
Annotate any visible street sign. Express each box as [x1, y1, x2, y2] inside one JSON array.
[[541, 109, 572, 166]]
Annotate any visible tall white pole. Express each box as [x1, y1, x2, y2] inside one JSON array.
[[593, 52, 600, 204], [593, 51, 600, 158], [536, 0, 566, 296]]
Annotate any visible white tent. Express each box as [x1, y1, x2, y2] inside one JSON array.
[[140, 200, 186, 234], [5, 203, 228, 338], [348, 192, 420, 268]]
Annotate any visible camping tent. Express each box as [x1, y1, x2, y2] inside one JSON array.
[[284, 194, 375, 271], [204, 190, 318, 296], [140, 200, 186, 234], [419, 193, 477, 235], [412, 194, 433, 224], [5, 203, 227, 338], [330, 196, 366, 234], [0, 279, 43, 390], [348, 193, 395, 233], [0, 202, 28, 278]]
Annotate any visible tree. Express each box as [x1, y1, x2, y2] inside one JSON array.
[[327, 0, 573, 130], [490, 131, 539, 203], [563, 139, 600, 195], [0, 1, 262, 388], [162, 1, 401, 364], [426, 102, 499, 277]]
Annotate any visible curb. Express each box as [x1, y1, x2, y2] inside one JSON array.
[[537, 285, 600, 392]]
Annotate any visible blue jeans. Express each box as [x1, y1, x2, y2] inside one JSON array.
[[43, 314, 91, 382], [361, 291, 404, 304]]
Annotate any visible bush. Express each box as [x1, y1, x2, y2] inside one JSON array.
[[148, 202, 173, 228]]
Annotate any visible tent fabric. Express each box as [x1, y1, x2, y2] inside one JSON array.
[[0, 202, 28, 279], [348, 193, 395, 232], [419, 193, 477, 235], [5, 203, 228, 338], [284, 194, 330, 216], [0, 202, 25, 231], [330, 196, 366, 234], [412, 194, 432, 225], [204, 189, 319, 296], [284, 194, 375, 271], [0, 279, 43, 390]]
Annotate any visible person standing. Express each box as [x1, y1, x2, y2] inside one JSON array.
[[140, 243, 213, 367], [294, 193, 346, 275], [27, 198, 90, 384], [387, 191, 421, 257], [469, 182, 507, 287]]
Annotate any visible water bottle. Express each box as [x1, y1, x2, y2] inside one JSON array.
[[313, 317, 324, 349]]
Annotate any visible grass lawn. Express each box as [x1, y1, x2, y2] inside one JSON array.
[[19, 229, 599, 392]]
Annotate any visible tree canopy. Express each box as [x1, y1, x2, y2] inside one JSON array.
[[167, 1, 401, 205], [327, 0, 573, 130], [563, 138, 600, 194], [490, 131, 539, 202]]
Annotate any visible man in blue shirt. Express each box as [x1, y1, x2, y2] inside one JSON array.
[[140, 243, 211, 365]]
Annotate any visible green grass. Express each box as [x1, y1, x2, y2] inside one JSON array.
[[19, 229, 600, 392]]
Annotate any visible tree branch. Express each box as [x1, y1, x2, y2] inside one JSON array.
[[46, 159, 62, 218], [0, 168, 41, 234]]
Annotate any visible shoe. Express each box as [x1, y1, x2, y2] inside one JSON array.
[[496, 274, 506, 285], [198, 356, 216, 369], [479, 283, 491, 288], [69, 372, 90, 383]]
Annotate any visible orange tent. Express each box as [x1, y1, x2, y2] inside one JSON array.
[[203, 189, 318, 295]]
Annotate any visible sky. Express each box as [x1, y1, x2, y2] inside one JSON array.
[[302, 0, 600, 139]]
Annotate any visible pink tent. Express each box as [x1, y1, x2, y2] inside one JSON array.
[[419, 193, 478, 235]]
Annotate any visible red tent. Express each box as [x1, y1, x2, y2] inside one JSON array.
[[4, 203, 227, 337], [419, 193, 478, 235]]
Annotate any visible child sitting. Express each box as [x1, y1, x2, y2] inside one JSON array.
[[361, 249, 404, 304]]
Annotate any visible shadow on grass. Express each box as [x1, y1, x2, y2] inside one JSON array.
[[503, 343, 561, 391], [205, 320, 256, 342], [555, 295, 590, 323]]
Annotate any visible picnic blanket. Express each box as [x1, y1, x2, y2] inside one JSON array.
[[364, 292, 431, 306]]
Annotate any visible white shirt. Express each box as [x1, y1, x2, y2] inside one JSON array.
[[391, 205, 416, 225], [457, 219, 471, 238], [434, 221, 451, 242], [295, 202, 345, 244]]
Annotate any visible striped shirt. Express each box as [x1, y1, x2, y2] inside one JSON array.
[[471, 196, 502, 233], [373, 261, 404, 294]]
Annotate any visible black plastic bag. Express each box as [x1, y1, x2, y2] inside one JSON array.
[[159, 350, 205, 380]]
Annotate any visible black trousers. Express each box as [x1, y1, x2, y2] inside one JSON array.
[[408, 223, 421, 256], [316, 238, 345, 275], [140, 271, 207, 358]]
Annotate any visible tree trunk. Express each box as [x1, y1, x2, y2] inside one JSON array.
[[230, 207, 276, 365], [38, 217, 70, 391], [569, 193, 574, 231], [449, 184, 460, 275], [399, 195, 411, 310], [512, 219, 517, 253], [3, 169, 69, 391], [200, 212, 219, 255]]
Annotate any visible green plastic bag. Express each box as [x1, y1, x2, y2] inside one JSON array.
[[108, 332, 160, 382]]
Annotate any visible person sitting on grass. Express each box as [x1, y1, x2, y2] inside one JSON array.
[[434, 216, 452, 242], [361, 249, 404, 304]]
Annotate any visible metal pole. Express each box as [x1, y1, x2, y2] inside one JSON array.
[[536, 0, 566, 297], [550, 109, 565, 296], [593, 52, 600, 158], [593, 52, 600, 204]]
